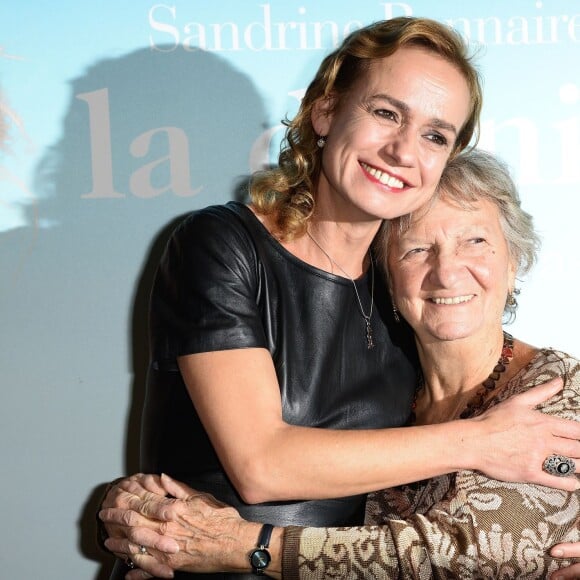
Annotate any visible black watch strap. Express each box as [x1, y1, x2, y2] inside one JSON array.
[[257, 523, 273, 549], [249, 523, 273, 575]]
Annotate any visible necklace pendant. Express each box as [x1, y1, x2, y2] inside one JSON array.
[[365, 319, 374, 349]]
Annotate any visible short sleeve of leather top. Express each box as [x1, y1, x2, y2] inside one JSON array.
[[141, 202, 418, 530]]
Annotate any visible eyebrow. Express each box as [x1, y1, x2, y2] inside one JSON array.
[[369, 93, 459, 136]]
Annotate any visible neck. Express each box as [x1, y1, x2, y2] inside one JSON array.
[[303, 211, 380, 278], [414, 329, 508, 424]]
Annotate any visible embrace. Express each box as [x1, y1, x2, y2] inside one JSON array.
[[99, 17, 580, 580]]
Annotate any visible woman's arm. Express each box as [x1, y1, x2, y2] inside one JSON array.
[[150, 211, 580, 503], [100, 475, 274, 579], [98, 373, 580, 567], [101, 474, 579, 580], [282, 470, 579, 579], [280, 361, 580, 579], [175, 353, 580, 501]]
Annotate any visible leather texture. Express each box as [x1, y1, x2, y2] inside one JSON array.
[[115, 202, 418, 579]]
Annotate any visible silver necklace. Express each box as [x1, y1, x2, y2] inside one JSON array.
[[306, 229, 375, 349]]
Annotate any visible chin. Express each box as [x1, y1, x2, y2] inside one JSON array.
[[425, 325, 474, 343]]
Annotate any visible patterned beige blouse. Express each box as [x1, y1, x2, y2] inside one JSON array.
[[282, 349, 580, 579]]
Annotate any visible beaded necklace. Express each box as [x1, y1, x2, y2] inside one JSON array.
[[410, 332, 514, 424]]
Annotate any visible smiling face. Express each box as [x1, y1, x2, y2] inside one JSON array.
[[311, 45, 472, 223], [388, 196, 517, 343]]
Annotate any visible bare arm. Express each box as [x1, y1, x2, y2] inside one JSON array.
[[97, 361, 580, 574], [100, 353, 580, 577], [180, 348, 580, 503], [279, 363, 580, 579]]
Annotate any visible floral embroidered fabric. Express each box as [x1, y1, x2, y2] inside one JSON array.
[[283, 349, 580, 579]]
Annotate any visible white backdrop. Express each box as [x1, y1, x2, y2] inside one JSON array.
[[1, 2, 578, 578]]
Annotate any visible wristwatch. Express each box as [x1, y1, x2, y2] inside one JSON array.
[[249, 523, 273, 575]]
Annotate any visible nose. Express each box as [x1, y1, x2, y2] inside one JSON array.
[[382, 126, 416, 166], [429, 250, 460, 288]]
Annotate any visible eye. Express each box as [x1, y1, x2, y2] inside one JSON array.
[[374, 108, 398, 122], [460, 237, 488, 253], [403, 246, 429, 259], [425, 132, 448, 147]]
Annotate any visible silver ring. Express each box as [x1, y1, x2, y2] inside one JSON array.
[[543, 454, 576, 477], [125, 557, 135, 569], [139, 545, 148, 555]]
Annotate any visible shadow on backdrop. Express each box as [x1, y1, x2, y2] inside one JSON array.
[[1, 45, 267, 579]]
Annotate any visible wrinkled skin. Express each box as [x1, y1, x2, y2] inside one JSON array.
[[101, 474, 259, 579], [100, 474, 579, 580]]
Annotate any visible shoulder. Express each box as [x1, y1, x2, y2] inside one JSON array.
[[172, 202, 256, 245], [525, 348, 580, 385], [165, 202, 263, 267], [520, 348, 580, 418]]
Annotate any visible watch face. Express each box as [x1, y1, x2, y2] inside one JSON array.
[[250, 548, 271, 570]]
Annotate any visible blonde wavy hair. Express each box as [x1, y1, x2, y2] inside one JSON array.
[[250, 17, 483, 240]]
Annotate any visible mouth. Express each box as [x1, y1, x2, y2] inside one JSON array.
[[429, 295, 475, 305], [360, 162, 406, 190]]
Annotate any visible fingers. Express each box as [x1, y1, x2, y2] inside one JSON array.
[[129, 495, 188, 522], [525, 451, 578, 492], [550, 563, 580, 580], [99, 493, 178, 547], [127, 525, 181, 553], [105, 540, 175, 579], [543, 416, 580, 445], [104, 536, 144, 557], [511, 377, 563, 406], [104, 474, 165, 510], [99, 508, 182, 552], [551, 542, 580, 558], [110, 482, 185, 522], [160, 473, 198, 499], [547, 437, 580, 460], [123, 473, 166, 495], [100, 507, 161, 530], [124, 553, 174, 580], [160, 475, 231, 511], [126, 570, 154, 580], [469, 406, 580, 492], [118, 476, 168, 500], [528, 473, 579, 492]]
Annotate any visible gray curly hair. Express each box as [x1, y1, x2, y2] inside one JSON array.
[[377, 149, 541, 322]]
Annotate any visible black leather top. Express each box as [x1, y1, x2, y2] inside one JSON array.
[[132, 202, 417, 578]]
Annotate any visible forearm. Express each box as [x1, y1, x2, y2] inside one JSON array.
[[98, 473, 580, 579], [184, 348, 580, 503], [242, 420, 472, 502], [279, 472, 580, 579], [202, 521, 283, 579], [280, 515, 580, 580], [227, 377, 580, 502], [182, 349, 470, 502], [148, 519, 285, 578]]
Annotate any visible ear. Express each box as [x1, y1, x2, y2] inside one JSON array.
[[311, 94, 335, 137]]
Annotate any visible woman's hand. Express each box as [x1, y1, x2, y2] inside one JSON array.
[[99, 473, 182, 578], [100, 474, 260, 579], [550, 543, 580, 579], [468, 378, 580, 491]]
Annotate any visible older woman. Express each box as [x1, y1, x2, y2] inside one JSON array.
[[100, 17, 580, 579], [106, 150, 580, 578]]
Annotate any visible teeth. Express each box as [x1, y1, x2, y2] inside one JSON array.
[[361, 163, 404, 189], [431, 295, 474, 305]]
